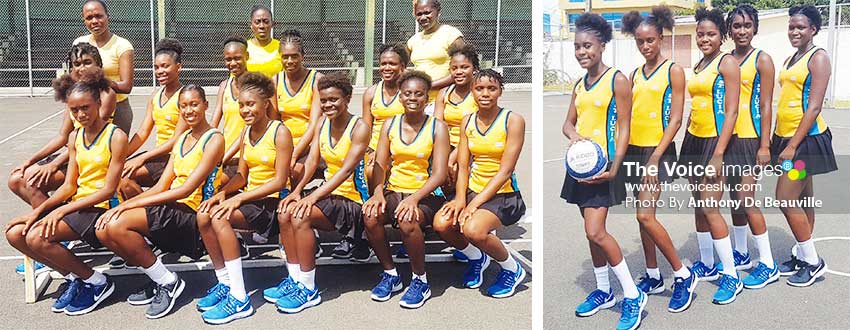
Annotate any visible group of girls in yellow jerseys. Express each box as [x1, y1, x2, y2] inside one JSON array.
[[4, 1, 527, 325], [564, 5, 835, 330]]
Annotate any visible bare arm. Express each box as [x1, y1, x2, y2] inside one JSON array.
[[782, 51, 830, 156], [433, 87, 449, 121], [31, 133, 81, 216], [430, 37, 465, 91], [126, 91, 156, 156], [362, 84, 377, 131], [605, 72, 632, 177], [756, 52, 775, 165], [561, 83, 581, 141], [714, 55, 741, 156], [56, 129, 128, 214], [211, 80, 227, 128], [452, 115, 473, 205], [100, 89, 117, 123], [652, 64, 685, 161], [291, 71, 325, 161], [111, 50, 134, 94], [370, 118, 394, 198]]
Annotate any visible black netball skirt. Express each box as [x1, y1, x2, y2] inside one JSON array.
[[770, 129, 838, 176], [680, 132, 718, 168], [623, 143, 678, 186], [560, 164, 627, 208], [725, 136, 761, 167]]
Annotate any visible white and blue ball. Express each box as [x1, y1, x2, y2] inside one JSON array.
[[566, 140, 607, 180]]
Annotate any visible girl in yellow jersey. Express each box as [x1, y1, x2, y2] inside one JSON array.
[[6, 70, 126, 315], [681, 8, 743, 305], [96, 86, 224, 319], [558, 14, 643, 329], [245, 5, 281, 78], [9, 44, 117, 209], [362, 71, 449, 308], [772, 5, 835, 287], [721, 4, 780, 289], [620, 8, 698, 312], [274, 30, 325, 185], [212, 36, 250, 182], [119, 38, 188, 200], [362, 43, 408, 183], [273, 73, 370, 313], [194, 73, 293, 323], [434, 44, 479, 190], [436, 69, 526, 299]]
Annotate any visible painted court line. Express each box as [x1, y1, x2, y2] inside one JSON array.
[[0, 110, 64, 145]]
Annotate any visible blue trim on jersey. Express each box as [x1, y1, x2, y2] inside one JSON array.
[[662, 85, 672, 130], [802, 74, 819, 136], [278, 188, 291, 199], [510, 173, 519, 192], [353, 159, 370, 203], [751, 72, 762, 138], [605, 96, 617, 160], [202, 167, 220, 201], [712, 75, 726, 136]]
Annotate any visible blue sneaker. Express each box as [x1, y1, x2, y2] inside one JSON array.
[[15, 261, 48, 275], [52, 279, 83, 313], [399, 277, 431, 309], [716, 250, 752, 271], [201, 293, 254, 325], [636, 274, 664, 294], [462, 255, 491, 288], [197, 283, 230, 312], [64, 276, 115, 315], [276, 283, 321, 313], [743, 261, 779, 289], [616, 291, 647, 330], [691, 261, 720, 281], [487, 264, 526, 298], [712, 273, 743, 305], [575, 289, 616, 317], [263, 276, 298, 303], [668, 269, 696, 313], [370, 272, 403, 302], [452, 250, 469, 263]]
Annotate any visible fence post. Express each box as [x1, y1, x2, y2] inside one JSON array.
[[364, 0, 375, 86], [381, 0, 386, 44], [150, 0, 156, 87], [270, 0, 274, 37], [495, 0, 501, 67], [25, 0, 32, 96], [826, 0, 837, 103], [157, 0, 165, 41]]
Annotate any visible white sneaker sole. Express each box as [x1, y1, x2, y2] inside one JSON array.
[[64, 282, 115, 316], [370, 282, 403, 302], [644, 285, 665, 295], [743, 271, 780, 290], [786, 264, 827, 287], [399, 289, 431, 309], [203, 306, 255, 325], [127, 295, 154, 306], [465, 257, 491, 289], [490, 268, 527, 298], [145, 279, 185, 319], [575, 297, 616, 317], [277, 295, 322, 313]]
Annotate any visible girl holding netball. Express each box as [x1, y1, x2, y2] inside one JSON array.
[[363, 71, 449, 308], [773, 5, 835, 287], [5, 70, 126, 315], [95, 85, 224, 319], [620, 7, 697, 313], [211, 36, 250, 182], [435, 69, 526, 299], [119, 38, 187, 199], [245, 4, 282, 78], [722, 4, 779, 289], [434, 44, 479, 191], [681, 8, 742, 305], [560, 13, 643, 330], [272, 72, 370, 313], [197, 72, 293, 324], [363, 43, 407, 183]]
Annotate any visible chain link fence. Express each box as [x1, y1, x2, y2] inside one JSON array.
[[0, 0, 530, 93]]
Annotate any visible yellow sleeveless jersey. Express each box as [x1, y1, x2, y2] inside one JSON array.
[[465, 108, 519, 194], [243, 120, 288, 198], [776, 47, 828, 138], [277, 69, 317, 146], [153, 86, 183, 146], [221, 76, 246, 150], [688, 54, 728, 138], [630, 60, 674, 147], [736, 49, 765, 138], [246, 38, 282, 78], [319, 116, 369, 203], [72, 123, 118, 209], [386, 114, 437, 193], [368, 81, 405, 150], [575, 68, 619, 159], [170, 129, 222, 211], [443, 84, 478, 147]]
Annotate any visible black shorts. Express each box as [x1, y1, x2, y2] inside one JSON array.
[[623, 143, 678, 187], [223, 162, 239, 179], [37, 206, 106, 249], [238, 198, 280, 239], [145, 203, 206, 260], [561, 164, 627, 208], [315, 195, 362, 236], [725, 136, 761, 168], [466, 190, 526, 226], [384, 191, 445, 227], [128, 152, 170, 185], [36, 153, 69, 174], [770, 130, 838, 176]]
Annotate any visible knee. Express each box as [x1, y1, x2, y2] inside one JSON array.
[[5, 225, 27, 247], [211, 217, 232, 234], [24, 228, 48, 250], [277, 212, 292, 228], [635, 213, 655, 224], [95, 227, 112, 246], [462, 221, 489, 244], [585, 228, 608, 245], [432, 217, 454, 234], [196, 212, 212, 230], [7, 173, 24, 192], [363, 214, 382, 230], [398, 221, 419, 238], [293, 216, 313, 232]]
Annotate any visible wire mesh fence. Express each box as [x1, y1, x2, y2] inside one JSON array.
[[0, 0, 531, 92]]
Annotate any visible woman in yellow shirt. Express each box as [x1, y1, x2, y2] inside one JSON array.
[[407, 0, 465, 103], [95, 85, 224, 319], [362, 71, 449, 308], [273, 73, 370, 314], [119, 39, 188, 200], [245, 4, 282, 78], [362, 43, 408, 183], [772, 5, 836, 287], [5, 69, 127, 315], [434, 43, 479, 190], [211, 36, 251, 182]]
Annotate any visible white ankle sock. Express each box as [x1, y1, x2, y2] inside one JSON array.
[[714, 236, 738, 278], [594, 265, 610, 292], [414, 272, 428, 284], [384, 268, 398, 277], [646, 268, 661, 280], [753, 232, 774, 266], [143, 259, 176, 286], [83, 271, 106, 286], [733, 225, 749, 254], [224, 259, 246, 301], [496, 256, 519, 273], [286, 262, 301, 282], [302, 268, 316, 291], [65, 273, 78, 281], [611, 261, 639, 299], [797, 239, 819, 265], [459, 244, 483, 260], [215, 268, 230, 286], [672, 266, 690, 279], [697, 232, 714, 265]]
